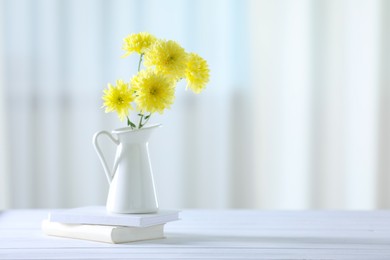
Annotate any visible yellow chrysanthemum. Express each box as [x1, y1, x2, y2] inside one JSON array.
[[122, 32, 157, 57], [102, 80, 134, 121], [185, 53, 210, 94], [144, 40, 188, 79], [131, 70, 175, 114]]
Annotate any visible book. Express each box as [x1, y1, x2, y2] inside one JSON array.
[[48, 206, 179, 227], [42, 219, 164, 244]]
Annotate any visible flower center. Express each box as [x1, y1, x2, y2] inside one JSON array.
[[117, 96, 124, 103], [165, 55, 175, 65], [150, 87, 158, 96]]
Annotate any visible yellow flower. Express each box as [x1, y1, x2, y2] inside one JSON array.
[[185, 53, 210, 94], [131, 70, 175, 114], [144, 40, 188, 79], [122, 32, 157, 57], [102, 80, 134, 121]]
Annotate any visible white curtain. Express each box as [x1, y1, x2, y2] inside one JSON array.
[[251, 0, 390, 209], [0, 1, 9, 209], [1, 0, 389, 210]]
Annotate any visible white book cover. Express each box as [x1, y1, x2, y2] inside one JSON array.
[[42, 219, 164, 244], [48, 206, 179, 227]]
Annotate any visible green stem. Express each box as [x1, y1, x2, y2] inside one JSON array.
[[133, 54, 145, 129], [138, 54, 144, 72], [138, 113, 152, 129], [138, 114, 144, 129]]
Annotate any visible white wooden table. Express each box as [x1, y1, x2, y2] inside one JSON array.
[[1, 209, 390, 259]]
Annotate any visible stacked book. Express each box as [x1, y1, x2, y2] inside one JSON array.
[[42, 206, 179, 244]]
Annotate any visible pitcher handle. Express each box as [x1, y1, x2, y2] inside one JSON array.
[[92, 130, 119, 184]]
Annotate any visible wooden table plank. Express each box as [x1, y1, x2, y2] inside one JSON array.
[[1, 210, 390, 259]]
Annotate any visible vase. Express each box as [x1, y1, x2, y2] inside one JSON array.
[[92, 124, 160, 214]]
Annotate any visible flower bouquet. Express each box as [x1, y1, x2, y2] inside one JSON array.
[[93, 33, 210, 213], [102, 32, 210, 129]]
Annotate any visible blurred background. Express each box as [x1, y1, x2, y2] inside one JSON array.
[[0, 0, 389, 210]]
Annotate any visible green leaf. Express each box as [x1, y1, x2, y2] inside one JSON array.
[[127, 117, 136, 129]]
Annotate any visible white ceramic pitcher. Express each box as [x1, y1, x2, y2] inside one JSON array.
[[92, 124, 160, 214]]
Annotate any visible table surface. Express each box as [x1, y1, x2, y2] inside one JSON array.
[[1, 209, 390, 259]]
